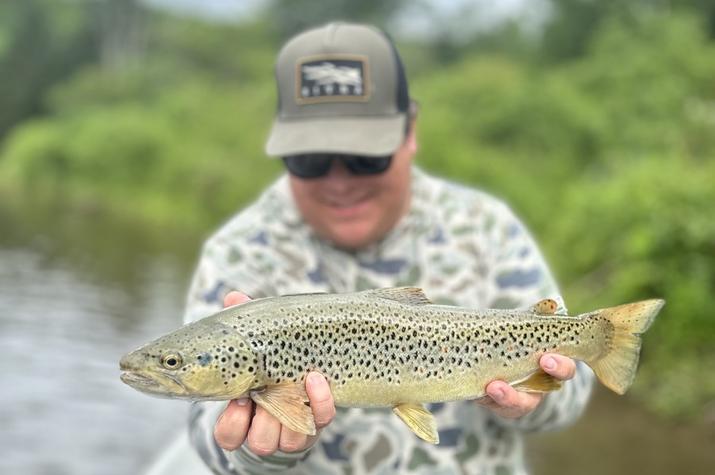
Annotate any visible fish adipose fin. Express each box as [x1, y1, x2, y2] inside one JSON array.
[[587, 299, 665, 395], [250, 383, 316, 436], [367, 287, 432, 306], [513, 369, 563, 393], [529, 298, 559, 315], [393, 403, 439, 444]]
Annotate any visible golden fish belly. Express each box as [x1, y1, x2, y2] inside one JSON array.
[[331, 369, 479, 407], [330, 356, 547, 407]]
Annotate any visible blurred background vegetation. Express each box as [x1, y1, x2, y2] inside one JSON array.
[[1, 0, 713, 426]]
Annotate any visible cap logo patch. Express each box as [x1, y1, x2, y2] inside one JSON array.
[[295, 55, 370, 104]]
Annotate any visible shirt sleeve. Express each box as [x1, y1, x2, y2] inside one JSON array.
[[184, 240, 317, 474], [483, 203, 595, 433]]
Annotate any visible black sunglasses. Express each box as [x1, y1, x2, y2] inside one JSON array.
[[282, 154, 393, 179]]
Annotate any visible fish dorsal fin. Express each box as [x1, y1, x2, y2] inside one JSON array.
[[366, 287, 432, 306], [393, 403, 439, 444], [280, 292, 328, 297], [250, 383, 316, 436], [529, 298, 559, 315], [513, 369, 563, 393]]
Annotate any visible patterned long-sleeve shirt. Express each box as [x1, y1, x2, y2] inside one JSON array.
[[183, 167, 594, 475]]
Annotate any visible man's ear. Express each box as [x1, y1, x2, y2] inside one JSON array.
[[405, 121, 418, 155]]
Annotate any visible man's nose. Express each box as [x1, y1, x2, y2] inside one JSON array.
[[321, 159, 354, 190]]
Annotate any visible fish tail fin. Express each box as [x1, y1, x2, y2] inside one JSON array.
[[585, 299, 664, 395]]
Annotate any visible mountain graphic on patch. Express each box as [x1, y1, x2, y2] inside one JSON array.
[[296, 57, 369, 103]]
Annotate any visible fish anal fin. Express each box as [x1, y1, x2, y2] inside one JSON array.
[[250, 383, 315, 435], [368, 287, 431, 306], [529, 298, 559, 315], [392, 403, 439, 444], [513, 369, 563, 393]]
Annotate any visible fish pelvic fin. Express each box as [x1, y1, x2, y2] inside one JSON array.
[[587, 299, 665, 395], [250, 382, 316, 436], [513, 369, 563, 393], [393, 403, 439, 444]]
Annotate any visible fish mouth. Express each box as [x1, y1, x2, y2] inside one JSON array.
[[120, 370, 187, 398], [120, 371, 155, 386]]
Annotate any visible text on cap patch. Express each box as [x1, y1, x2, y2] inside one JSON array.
[[295, 55, 370, 104]]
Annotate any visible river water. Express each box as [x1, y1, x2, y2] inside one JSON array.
[[0, 199, 712, 474]]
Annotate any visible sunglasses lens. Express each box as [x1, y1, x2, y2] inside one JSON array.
[[344, 155, 392, 175], [282, 155, 333, 178], [283, 154, 393, 178]]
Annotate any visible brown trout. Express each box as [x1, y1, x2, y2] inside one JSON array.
[[119, 287, 663, 443]]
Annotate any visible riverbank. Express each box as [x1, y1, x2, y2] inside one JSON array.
[[528, 387, 715, 475]]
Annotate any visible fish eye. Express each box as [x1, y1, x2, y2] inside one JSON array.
[[161, 354, 182, 369]]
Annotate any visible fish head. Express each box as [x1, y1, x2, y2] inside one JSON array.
[[119, 320, 258, 400]]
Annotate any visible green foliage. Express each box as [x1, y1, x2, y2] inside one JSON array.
[[0, 2, 714, 420], [548, 157, 715, 417], [0, 0, 98, 137], [573, 12, 715, 155], [0, 79, 281, 229]]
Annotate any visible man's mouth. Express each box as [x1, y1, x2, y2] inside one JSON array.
[[323, 195, 371, 209]]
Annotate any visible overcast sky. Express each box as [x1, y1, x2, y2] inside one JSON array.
[[144, 0, 552, 40]]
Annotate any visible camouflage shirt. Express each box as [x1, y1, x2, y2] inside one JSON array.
[[184, 167, 594, 475]]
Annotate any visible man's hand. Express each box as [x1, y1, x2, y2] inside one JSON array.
[[476, 354, 576, 419], [213, 291, 336, 455]]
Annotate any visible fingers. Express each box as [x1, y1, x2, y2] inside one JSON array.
[[306, 372, 336, 430], [223, 291, 251, 308], [476, 354, 577, 419], [218, 402, 310, 455], [214, 399, 253, 451], [478, 381, 543, 419], [247, 372, 333, 455], [278, 427, 308, 453], [217, 371, 335, 456], [540, 353, 577, 381], [245, 405, 281, 456]]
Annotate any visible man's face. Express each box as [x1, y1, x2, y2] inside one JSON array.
[[288, 127, 417, 250]]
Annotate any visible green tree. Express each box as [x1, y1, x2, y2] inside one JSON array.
[[0, 0, 97, 137]]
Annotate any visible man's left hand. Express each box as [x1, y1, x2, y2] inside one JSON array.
[[475, 353, 576, 419]]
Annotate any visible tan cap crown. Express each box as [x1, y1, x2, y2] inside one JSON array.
[[265, 22, 409, 157]]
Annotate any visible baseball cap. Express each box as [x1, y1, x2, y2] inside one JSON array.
[[265, 22, 410, 157]]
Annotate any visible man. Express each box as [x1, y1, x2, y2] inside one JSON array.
[[184, 22, 593, 474]]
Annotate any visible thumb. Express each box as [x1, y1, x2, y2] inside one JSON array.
[[224, 291, 251, 307]]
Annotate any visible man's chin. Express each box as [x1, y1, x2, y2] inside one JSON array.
[[322, 224, 384, 250]]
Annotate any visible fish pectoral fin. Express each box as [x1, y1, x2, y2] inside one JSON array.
[[513, 369, 563, 393], [392, 403, 439, 444], [367, 287, 432, 306], [250, 383, 316, 436], [529, 298, 559, 315]]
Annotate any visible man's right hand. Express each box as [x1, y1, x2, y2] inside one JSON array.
[[213, 291, 336, 456]]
